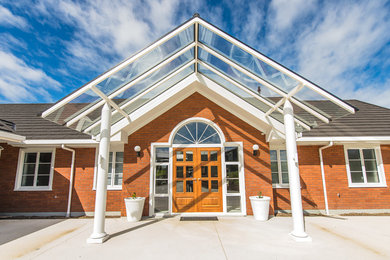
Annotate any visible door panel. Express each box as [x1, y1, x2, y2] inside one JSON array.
[[172, 147, 222, 213]]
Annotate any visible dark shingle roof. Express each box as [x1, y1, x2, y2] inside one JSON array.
[[0, 99, 388, 140], [0, 104, 91, 140], [302, 100, 390, 137]]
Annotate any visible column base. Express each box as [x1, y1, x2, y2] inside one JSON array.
[[87, 233, 109, 244], [289, 232, 312, 242]]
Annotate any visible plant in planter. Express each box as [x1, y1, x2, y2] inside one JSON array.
[[249, 191, 271, 221], [124, 192, 145, 222]]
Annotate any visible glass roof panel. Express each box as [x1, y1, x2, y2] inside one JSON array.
[[87, 64, 195, 135], [199, 25, 300, 93], [96, 25, 194, 96]]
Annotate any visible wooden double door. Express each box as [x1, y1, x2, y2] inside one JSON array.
[[172, 147, 223, 212]]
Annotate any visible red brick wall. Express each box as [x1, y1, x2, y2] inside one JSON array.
[[274, 145, 390, 212], [0, 144, 122, 214], [121, 92, 273, 216]]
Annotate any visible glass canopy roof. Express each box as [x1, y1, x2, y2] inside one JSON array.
[[42, 15, 356, 136]]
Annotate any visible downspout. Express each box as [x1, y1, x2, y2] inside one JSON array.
[[62, 145, 75, 218], [319, 141, 333, 215]]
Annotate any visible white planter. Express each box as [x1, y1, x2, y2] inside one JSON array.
[[249, 196, 271, 221], [124, 197, 145, 222]]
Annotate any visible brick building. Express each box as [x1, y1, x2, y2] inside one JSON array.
[[1, 15, 389, 243]]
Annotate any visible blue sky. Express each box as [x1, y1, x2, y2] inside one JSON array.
[[0, 0, 390, 107]]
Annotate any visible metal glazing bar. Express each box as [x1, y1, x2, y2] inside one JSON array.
[[198, 43, 330, 124], [198, 61, 311, 130], [196, 18, 355, 114], [42, 19, 196, 118], [83, 60, 196, 133], [66, 42, 195, 127]]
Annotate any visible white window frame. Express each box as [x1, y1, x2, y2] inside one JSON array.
[[270, 146, 289, 188], [14, 148, 56, 191], [93, 145, 123, 190], [344, 144, 387, 188]]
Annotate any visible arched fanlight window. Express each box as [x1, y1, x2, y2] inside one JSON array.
[[173, 121, 221, 144]]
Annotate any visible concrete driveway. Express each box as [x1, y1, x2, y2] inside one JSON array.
[[0, 216, 389, 260]]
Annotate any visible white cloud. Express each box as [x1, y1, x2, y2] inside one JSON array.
[[0, 5, 29, 29], [295, 1, 390, 104], [0, 50, 61, 102]]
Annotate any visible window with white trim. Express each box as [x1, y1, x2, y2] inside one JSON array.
[[270, 149, 289, 187], [345, 147, 386, 187], [16, 149, 55, 190], [225, 146, 241, 212], [154, 147, 169, 213], [107, 151, 123, 189]]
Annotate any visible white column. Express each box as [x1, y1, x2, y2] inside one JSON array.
[[283, 100, 311, 241], [87, 102, 111, 244]]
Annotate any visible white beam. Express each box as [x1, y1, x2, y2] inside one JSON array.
[[198, 43, 330, 124], [265, 84, 303, 117], [84, 60, 196, 134], [42, 19, 196, 118], [198, 61, 311, 131], [90, 85, 130, 123], [196, 18, 356, 114], [66, 42, 195, 127]]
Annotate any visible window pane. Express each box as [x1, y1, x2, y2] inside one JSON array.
[[363, 149, 376, 160], [272, 172, 279, 184], [156, 165, 168, 179], [23, 164, 36, 175], [114, 173, 122, 186], [270, 150, 277, 161], [210, 151, 218, 161], [25, 153, 37, 163], [225, 147, 238, 162], [211, 166, 218, 177], [156, 180, 168, 194], [176, 166, 183, 178], [154, 197, 168, 213], [21, 176, 34, 186], [227, 179, 239, 193], [226, 165, 238, 178], [107, 174, 112, 186], [38, 164, 51, 175], [282, 171, 289, 184], [364, 160, 378, 172], [349, 161, 362, 172], [201, 180, 209, 192], [201, 151, 208, 161], [186, 122, 197, 142], [176, 151, 183, 161], [186, 166, 193, 178], [176, 181, 183, 192], [186, 151, 193, 162], [109, 152, 113, 163], [186, 181, 193, 192], [348, 149, 360, 160], [156, 148, 169, 162], [271, 161, 278, 173], [280, 150, 287, 161], [281, 162, 288, 173], [115, 152, 124, 163], [37, 175, 50, 186], [351, 171, 364, 183], [39, 153, 52, 163], [201, 166, 208, 177], [366, 171, 379, 183], [211, 180, 218, 192], [227, 196, 241, 212], [115, 162, 123, 175]]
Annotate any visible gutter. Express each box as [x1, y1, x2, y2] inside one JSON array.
[[319, 141, 333, 215], [62, 145, 76, 218]]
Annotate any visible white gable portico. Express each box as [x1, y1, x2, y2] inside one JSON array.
[[42, 14, 356, 243]]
